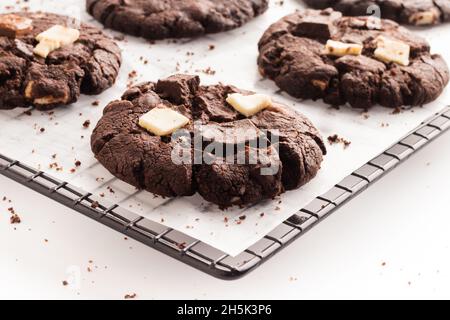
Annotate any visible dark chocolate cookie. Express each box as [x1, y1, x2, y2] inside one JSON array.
[[91, 74, 326, 208], [258, 9, 449, 109], [303, 0, 450, 26], [0, 12, 121, 110], [86, 0, 269, 40]]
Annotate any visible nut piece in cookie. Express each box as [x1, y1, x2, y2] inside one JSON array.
[[226, 93, 272, 117], [0, 14, 33, 38], [325, 40, 363, 57], [139, 107, 190, 136], [34, 25, 80, 58], [374, 36, 410, 66]]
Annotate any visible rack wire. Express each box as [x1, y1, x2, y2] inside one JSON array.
[[1, 106, 449, 279]]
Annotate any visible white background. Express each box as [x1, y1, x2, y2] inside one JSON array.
[[1, 130, 450, 300]]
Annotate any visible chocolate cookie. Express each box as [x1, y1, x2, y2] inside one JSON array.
[[303, 0, 450, 26], [0, 12, 121, 110], [91, 74, 326, 208], [258, 9, 449, 109], [86, 0, 269, 40]]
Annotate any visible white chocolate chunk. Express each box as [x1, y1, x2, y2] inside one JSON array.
[[139, 107, 190, 136], [409, 9, 440, 26], [226, 93, 272, 117], [374, 36, 410, 66], [325, 40, 363, 57], [36, 25, 80, 45], [33, 25, 80, 58], [33, 39, 59, 58]]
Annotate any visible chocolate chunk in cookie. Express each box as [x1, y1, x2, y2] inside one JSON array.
[[86, 0, 269, 40], [91, 74, 326, 207], [0, 12, 121, 110], [258, 9, 449, 109], [303, 0, 450, 26]]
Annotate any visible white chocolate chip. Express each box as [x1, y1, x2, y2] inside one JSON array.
[[374, 36, 410, 66], [409, 9, 440, 26], [139, 107, 190, 136], [33, 39, 59, 58], [325, 40, 363, 57], [33, 25, 80, 58], [226, 93, 272, 117]]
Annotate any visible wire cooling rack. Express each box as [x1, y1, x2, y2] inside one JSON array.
[[1, 106, 449, 279]]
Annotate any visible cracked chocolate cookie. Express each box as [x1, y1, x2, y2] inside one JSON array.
[[86, 0, 269, 40], [0, 12, 121, 110], [304, 0, 450, 26], [258, 9, 449, 109], [91, 74, 326, 208]]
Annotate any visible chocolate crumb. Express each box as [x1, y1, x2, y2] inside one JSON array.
[[327, 134, 351, 149], [10, 213, 21, 224], [124, 293, 137, 299], [391, 107, 402, 114], [91, 201, 99, 209], [177, 242, 187, 250], [82, 120, 91, 128]]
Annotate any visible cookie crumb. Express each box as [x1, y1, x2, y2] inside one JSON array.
[[10, 213, 21, 224], [124, 293, 137, 299], [391, 107, 402, 114], [82, 120, 91, 128], [327, 134, 351, 149], [177, 242, 187, 250], [91, 201, 99, 209]]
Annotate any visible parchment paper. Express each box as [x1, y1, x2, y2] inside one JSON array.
[[0, 0, 448, 256]]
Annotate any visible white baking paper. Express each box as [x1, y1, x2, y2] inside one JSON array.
[[0, 0, 449, 256]]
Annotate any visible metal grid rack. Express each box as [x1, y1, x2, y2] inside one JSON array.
[[1, 106, 449, 280]]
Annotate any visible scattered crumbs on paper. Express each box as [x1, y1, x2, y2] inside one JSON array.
[[327, 134, 351, 149]]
